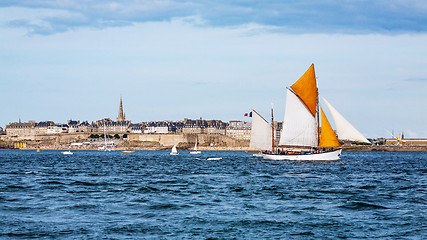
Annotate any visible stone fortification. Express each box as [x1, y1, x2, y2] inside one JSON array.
[[1, 133, 250, 150], [130, 133, 249, 148]]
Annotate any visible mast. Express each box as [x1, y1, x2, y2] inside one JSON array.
[[317, 91, 320, 147], [104, 121, 107, 148], [271, 104, 274, 153]]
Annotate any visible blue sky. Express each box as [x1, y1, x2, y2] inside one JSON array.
[[1, 0, 426, 138]]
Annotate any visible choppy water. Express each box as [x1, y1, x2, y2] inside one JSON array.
[[0, 150, 426, 239]]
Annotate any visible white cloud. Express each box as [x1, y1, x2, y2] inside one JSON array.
[[0, 9, 426, 137], [1, 1, 427, 35]]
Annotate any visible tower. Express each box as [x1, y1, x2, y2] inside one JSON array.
[[117, 96, 125, 122]]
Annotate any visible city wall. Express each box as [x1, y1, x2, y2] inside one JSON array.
[[3, 134, 426, 151], [130, 133, 249, 148], [1, 133, 90, 143], [0, 133, 250, 149]]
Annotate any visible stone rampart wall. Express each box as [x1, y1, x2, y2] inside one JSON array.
[[130, 134, 249, 147]]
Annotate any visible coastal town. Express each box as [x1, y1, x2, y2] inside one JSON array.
[[1, 97, 426, 151], [0, 97, 255, 150]]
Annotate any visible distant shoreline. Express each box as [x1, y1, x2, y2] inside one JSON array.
[[342, 145, 427, 152], [3, 145, 427, 152]]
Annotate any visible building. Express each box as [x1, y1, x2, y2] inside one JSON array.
[[206, 120, 227, 135], [173, 121, 185, 133], [182, 118, 208, 134], [93, 118, 131, 134], [129, 123, 145, 134], [67, 120, 80, 133], [141, 121, 178, 134], [181, 118, 227, 134], [47, 124, 69, 134], [77, 121, 94, 133], [92, 96, 132, 134], [144, 126, 169, 134], [117, 96, 126, 122], [5, 121, 36, 137], [35, 121, 55, 135], [386, 138, 427, 146], [226, 121, 251, 140], [273, 121, 282, 140]]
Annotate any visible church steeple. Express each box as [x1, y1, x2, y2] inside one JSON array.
[[117, 96, 125, 122]]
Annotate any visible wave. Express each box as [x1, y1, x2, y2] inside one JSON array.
[[137, 186, 159, 192], [6, 185, 27, 189], [147, 203, 190, 210], [42, 180, 65, 185], [69, 180, 109, 186], [339, 201, 388, 210]]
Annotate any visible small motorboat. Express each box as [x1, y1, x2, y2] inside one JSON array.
[[61, 151, 73, 155], [206, 157, 222, 161]]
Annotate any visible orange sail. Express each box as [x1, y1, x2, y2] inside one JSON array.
[[319, 108, 341, 148], [291, 63, 318, 116]]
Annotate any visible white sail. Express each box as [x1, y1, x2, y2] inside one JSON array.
[[249, 110, 272, 151], [170, 145, 178, 155], [279, 89, 318, 147], [322, 97, 370, 144], [189, 137, 201, 154]]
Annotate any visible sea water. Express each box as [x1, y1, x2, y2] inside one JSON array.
[[0, 150, 426, 239]]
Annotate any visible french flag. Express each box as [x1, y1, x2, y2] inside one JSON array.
[[244, 112, 252, 117]]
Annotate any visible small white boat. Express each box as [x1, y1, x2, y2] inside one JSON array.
[[170, 145, 179, 155], [61, 150, 73, 155], [206, 157, 222, 160], [98, 146, 112, 152], [189, 137, 201, 155], [252, 153, 264, 157]]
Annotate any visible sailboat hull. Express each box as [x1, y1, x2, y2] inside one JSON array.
[[262, 149, 342, 161]]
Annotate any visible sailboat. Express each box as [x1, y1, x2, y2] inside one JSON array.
[[189, 136, 201, 154], [170, 144, 179, 155], [121, 136, 134, 153], [262, 64, 369, 161], [249, 109, 273, 157], [98, 122, 112, 152]]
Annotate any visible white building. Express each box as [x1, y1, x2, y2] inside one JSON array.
[[226, 121, 251, 140], [47, 124, 68, 134], [144, 126, 169, 134]]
